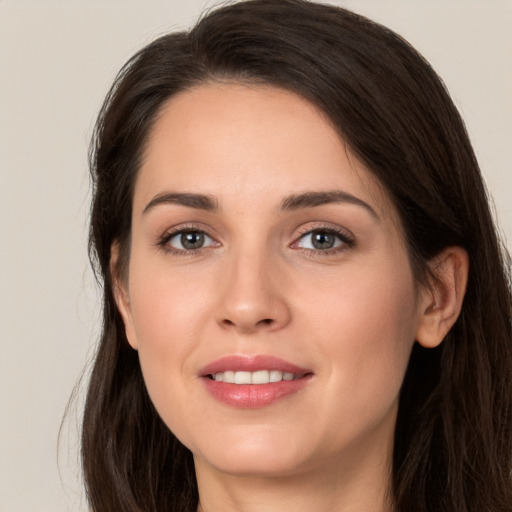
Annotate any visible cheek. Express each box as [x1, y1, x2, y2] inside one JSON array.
[[126, 261, 212, 416], [128, 250, 213, 347], [302, 262, 418, 423], [334, 268, 416, 365]]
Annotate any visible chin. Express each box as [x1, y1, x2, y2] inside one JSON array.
[[190, 428, 312, 477], [197, 451, 307, 478]]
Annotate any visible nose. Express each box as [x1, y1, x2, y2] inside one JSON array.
[[215, 249, 291, 334]]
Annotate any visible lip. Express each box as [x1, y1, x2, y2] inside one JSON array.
[[200, 354, 310, 376], [200, 355, 313, 409]]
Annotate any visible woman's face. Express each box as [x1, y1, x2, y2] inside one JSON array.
[[116, 83, 429, 479]]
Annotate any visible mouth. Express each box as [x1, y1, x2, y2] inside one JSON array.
[[207, 370, 306, 384], [200, 355, 313, 408]]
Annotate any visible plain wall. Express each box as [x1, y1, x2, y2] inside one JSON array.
[[0, 1, 510, 511]]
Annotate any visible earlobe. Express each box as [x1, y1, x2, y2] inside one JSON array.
[[110, 242, 138, 350], [415, 246, 469, 349]]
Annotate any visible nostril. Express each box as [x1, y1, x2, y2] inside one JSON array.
[[219, 315, 280, 331]]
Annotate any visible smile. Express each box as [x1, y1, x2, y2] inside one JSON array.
[[209, 370, 303, 384], [200, 355, 313, 408]]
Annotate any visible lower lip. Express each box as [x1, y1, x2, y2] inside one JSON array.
[[202, 375, 312, 409]]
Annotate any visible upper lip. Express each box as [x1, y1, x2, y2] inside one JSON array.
[[200, 355, 311, 377]]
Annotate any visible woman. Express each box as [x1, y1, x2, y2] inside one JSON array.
[[82, 0, 512, 510]]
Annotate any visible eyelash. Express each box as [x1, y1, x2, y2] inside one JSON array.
[[292, 225, 355, 256], [156, 224, 215, 256], [157, 224, 355, 257]]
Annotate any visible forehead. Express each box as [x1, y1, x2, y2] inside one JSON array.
[[135, 82, 396, 220]]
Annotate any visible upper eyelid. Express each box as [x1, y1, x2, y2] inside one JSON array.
[[161, 223, 217, 238], [295, 222, 355, 239]]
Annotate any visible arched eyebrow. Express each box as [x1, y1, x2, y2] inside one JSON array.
[[142, 192, 219, 214], [142, 189, 378, 219], [281, 190, 379, 219]]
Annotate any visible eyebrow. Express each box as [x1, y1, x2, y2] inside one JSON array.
[[142, 189, 378, 219], [280, 190, 379, 219], [142, 192, 219, 214]]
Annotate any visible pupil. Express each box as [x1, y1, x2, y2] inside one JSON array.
[[312, 231, 335, 249], [181, 231, 204, 249]]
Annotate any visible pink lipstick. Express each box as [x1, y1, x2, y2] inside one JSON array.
[[200, 355, 313, 409]]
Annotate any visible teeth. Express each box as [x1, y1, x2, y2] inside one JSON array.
[[234, 371, 252, 384], [211, 370, 301, 384], [252, 370, 270, 384], [223, 371, 235, 383], [269, 370, 283, 382]]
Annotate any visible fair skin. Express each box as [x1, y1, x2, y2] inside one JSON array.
[[114, 83, 468, 512]]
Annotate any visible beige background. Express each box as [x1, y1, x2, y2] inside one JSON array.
[[0, 1, 510, 511]]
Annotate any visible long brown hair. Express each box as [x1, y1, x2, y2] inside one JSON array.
[[83, 1, 512, 510]]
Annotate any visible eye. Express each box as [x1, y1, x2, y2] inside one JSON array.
[[293, 228, 354, 252], [166, 230, 217, 251]]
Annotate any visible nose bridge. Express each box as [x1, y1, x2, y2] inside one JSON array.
[[216, 240, 290, 333]]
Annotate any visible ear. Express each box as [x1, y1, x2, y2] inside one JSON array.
[[110, 242, 138, 350], [415, 246, 469, 349]]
